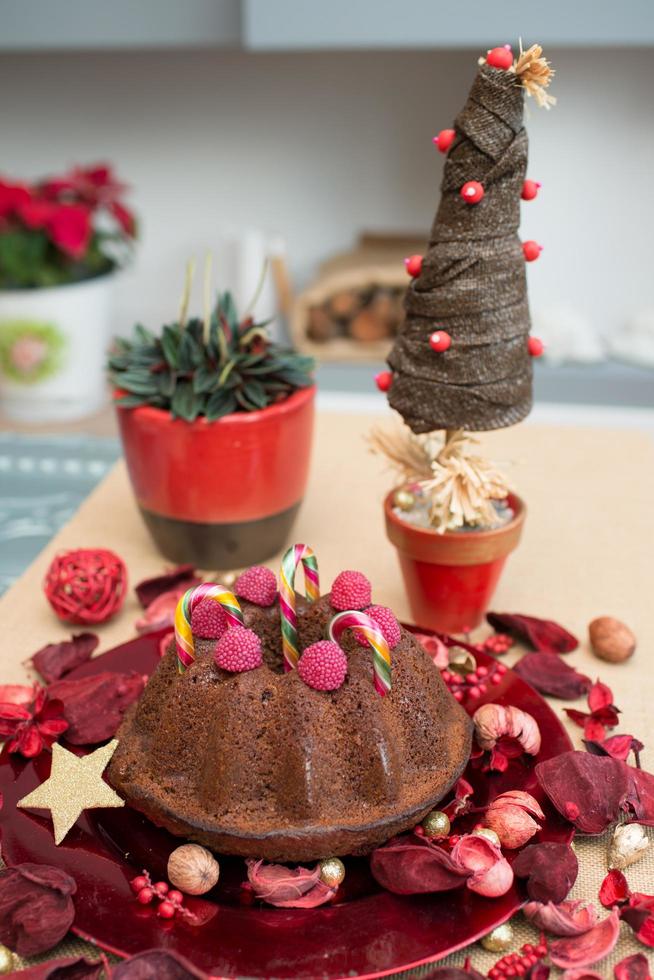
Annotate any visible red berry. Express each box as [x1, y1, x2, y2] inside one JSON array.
[[486, 45, 513, 70], [429, 330, 452, 353], [467, 672, 478, 684], [469, 685, 481, 699], [375, 370, 393, 392], [433, 128, 455, 153], [214, 625, 263, 673], [521, 179, 541, 201], [523, 240, 542, 262], [358, 605, 401, 648], [453, 689, 463, 702], [491, 674, 502, 685], [528, 336, 545, 357], [460, 180, 484, 204], [522, 944, 534, 955], [404, 254, 423, 278], [137, 887, 154, 904], [497, 663, 507, 675], [234, 565, 277, 607], [167, 889, 184, 905], [298, 640, 348, 691], [153, 881, 169, 896], [191, 599, 228, 640], [331, 570, 372, 611], [477, 665, 488, 677], [157, 900, 176, 919], [478, 683, 487, 694], [441, 670, 452, 683], [131, 875, 149, 893]]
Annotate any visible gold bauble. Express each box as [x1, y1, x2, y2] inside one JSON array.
[[0, 946, 14, 975], [319, 857, 346, 888], [393, 488, 416, 511], [473, 826, 501, 847], [481, 921, 514, 953], [421, 809, 451, 838], [447, 646, 477, 676]]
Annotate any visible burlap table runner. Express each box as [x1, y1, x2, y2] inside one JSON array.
[[2, 413, 652, 977]]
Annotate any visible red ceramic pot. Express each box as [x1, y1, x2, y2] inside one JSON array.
[[384, 490, 526, 633], [115, 386, 315, 568]]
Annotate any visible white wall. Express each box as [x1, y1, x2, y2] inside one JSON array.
[[1, 47, 653, 340]]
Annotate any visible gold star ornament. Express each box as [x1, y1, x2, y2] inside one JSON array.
[[18, 739, 125, 844]]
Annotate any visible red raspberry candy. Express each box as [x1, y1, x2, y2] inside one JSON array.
[[214, 626, 263, 672], [191, 599, 227, 639], [357, 605, 402, 649], [234, 565, 277, 607], [330, 570, 372, 611], [298, 641, 348, 691]]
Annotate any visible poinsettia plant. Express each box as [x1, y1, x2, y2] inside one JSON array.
[[0, 163, 136, 288]]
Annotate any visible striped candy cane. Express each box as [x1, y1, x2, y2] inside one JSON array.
[[280, 543, 320, 672], [175, 583, 244, 673], [329, 610, 392, 697]]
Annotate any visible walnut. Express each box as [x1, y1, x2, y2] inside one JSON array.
[[167, 843, 220, 896], [589, 617, 636, 663]]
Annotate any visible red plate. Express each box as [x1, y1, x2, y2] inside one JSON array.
[[0, 629, 572, 979]]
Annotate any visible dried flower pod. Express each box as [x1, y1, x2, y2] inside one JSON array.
[[549, 910, 620, 969], [473, 703, 541, 756], [608, 823, 649, 871], [451, 833, 514, 898], [167, 844, 220, 896], [589, 616, 636, 663], [523, 899, 598, 936], [0, 863, 76, 957], [484, 790, 545, 848]]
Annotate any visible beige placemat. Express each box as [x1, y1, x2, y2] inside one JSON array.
[[3, 414, 653, 977]]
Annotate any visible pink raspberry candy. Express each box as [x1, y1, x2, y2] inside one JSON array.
[[357, 605, 401, 649], [234, 566, 277, 607], [330, 570, 372, 611], [191, 599, 228, 639], [214, 626, 263, 672], [298, 641, 348, 691]]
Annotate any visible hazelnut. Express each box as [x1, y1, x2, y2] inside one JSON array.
[[167, 843, 220, 895], [589, 616, 636, 663]]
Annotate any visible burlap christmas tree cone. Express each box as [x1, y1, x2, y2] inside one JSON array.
[[387, 44, 554, 434]]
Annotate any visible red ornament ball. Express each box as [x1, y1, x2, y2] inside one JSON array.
[[298, 641, 348, 691], [486, 46, 513, 71], [528, 336, 545, 357], [234, 565, 277, 607], [460, 181, 484, 205], [521, 179, 541, 201], [331, 570, 372, 611], [214, 625, 263, 673], [523, 240, 543, 262], [429, 330, 452, 353], [404, 254, 423, 278], [375, 370, 393, 392], [44, 548, 127, 625], [433, 128, 455, 153]]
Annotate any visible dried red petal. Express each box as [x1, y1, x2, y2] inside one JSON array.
[[599, 869, 630, 908], [486, 612, 578, 653], [549, 910, 620, 969], [559, 971, 603, 980], [49, 671, 145, 745], [514, 653, 591, 700], [112, 949, 208, 978], [442, 777, 474, 821], [32, 633, 99, 683], [370, 835, 470, 895], [16, 724, 44, 758], [135, 585, 191, 634], [451, 834, 514, 897], [529, 967, 551, 980], [625, 767, 654, 826], [0, 701, 31, 721], [0, 862, 76, 956], [585, 735, 643, 762], [523, 900, 598, 936], [588, 680, 614, 712], [512, 842, 578, 903], [614, 953, 653, 980], [13, 957, 103, 979], [583, 717, 608, 742], [135, 564, 199, 608], [245, 859, 336, 908], [0, 684, 34, 705], [536, 751, 631, 833], [421, 969, 485, 980]]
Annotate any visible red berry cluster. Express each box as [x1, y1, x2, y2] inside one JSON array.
[[441, 661, 507, 703], [130, 871, 185, 920], [488, 939, 548, 979], [483, 633, 514, 655]]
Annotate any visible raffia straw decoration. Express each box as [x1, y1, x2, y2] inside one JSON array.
[[369, 425, 511, 533], [513, 41, 556, 109]]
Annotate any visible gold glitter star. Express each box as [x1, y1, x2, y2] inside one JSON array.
[[18, 739, 124, 844]]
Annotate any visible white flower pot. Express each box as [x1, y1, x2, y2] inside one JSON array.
[[0, 274, 114, 422]]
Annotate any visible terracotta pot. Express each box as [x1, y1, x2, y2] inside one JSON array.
[[115, 386, 315, 568], [384, 491, 526, 633]]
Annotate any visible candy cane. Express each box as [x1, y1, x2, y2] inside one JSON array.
[[280, 543, 320, 672], [328, 610, 392, 697], [175, 583, 243, 673]]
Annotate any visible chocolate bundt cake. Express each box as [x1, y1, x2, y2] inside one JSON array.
[[108, 560, 472, 863]]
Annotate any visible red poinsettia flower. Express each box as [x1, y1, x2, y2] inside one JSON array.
[[0, 686, 68, 758], [17, 198, 56, 230], [47, 204, 92, 260], [565, 680, 620, 742], [0, 179, 32, 220], [109, 200, 136, 238]]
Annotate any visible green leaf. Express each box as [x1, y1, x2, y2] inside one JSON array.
[[161, 325, 180, 369], [241, 379, 268, 409], [205, 390, 237, 421], [115, 393, 149, 408], [116, 369, 158, 395], [171, 381, 202, 422], [218, 291, 239, 331], [193, 363, 219, 394]]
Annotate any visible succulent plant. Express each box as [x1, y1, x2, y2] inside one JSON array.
[[108, 291, 314, 422]]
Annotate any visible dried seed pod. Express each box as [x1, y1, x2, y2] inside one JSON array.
[[589, 616, 636, 663], [608, 823, 649, 871], [167, 843, 220, 896]]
